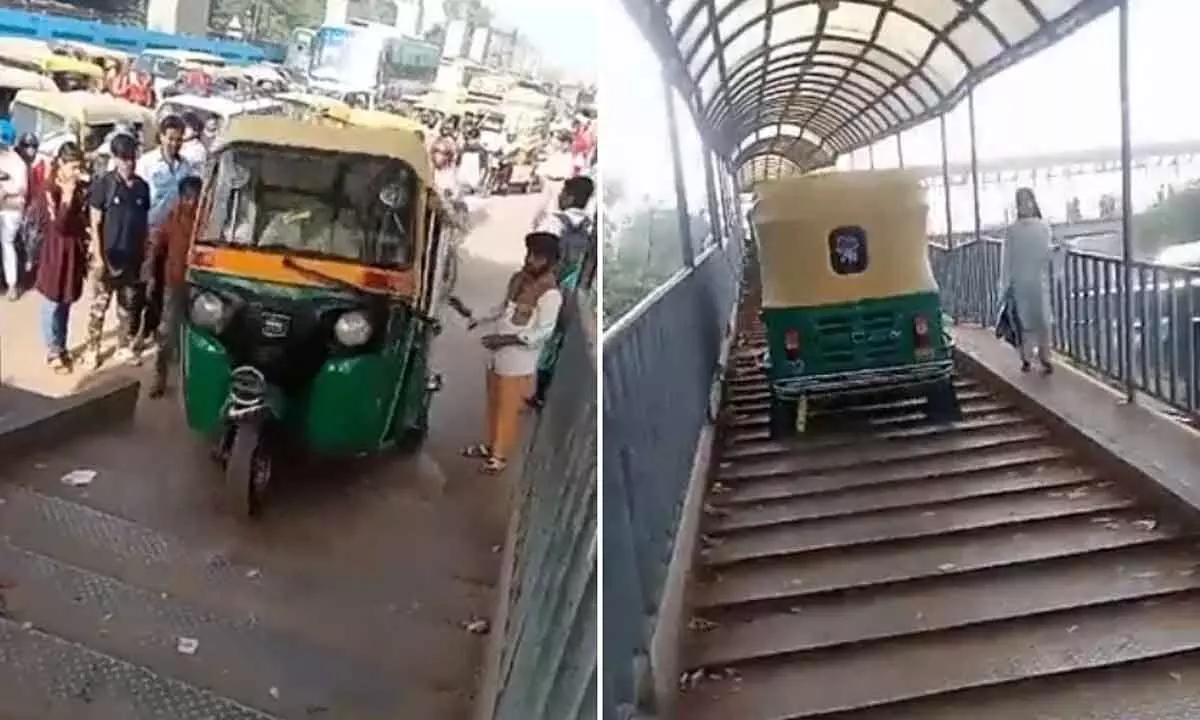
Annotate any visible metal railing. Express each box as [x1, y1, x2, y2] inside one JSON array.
[[486, 292, 598, 720], [602, 237, 744, 719], [932, 237, 1200, 415]]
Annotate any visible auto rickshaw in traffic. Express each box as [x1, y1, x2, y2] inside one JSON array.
[[183, 115, 457, 516], [156, 93, 285, 136], [495, 144, 542, 195], [0, 66, 56, 115], [751, 170, 959, 437], [10, 90, 155, 174], [0, 38, 104, 90]]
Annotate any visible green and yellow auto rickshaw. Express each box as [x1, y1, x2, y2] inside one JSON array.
[[751, 170, 959, 437], [184, 115, 458, 515]]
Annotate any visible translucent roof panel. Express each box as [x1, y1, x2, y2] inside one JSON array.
[[737, 153, 803, 189], [735, 128, 833, 169], [652, 0, 1115, 169]]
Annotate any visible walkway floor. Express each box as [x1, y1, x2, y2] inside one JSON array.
[[952, 325, 1200, 514], [0, 193, 543, 719]]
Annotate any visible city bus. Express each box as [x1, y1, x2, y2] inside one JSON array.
[[305, 21, 439, 104]]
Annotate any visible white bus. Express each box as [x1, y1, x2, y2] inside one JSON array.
[[306, 20, 439, 103]]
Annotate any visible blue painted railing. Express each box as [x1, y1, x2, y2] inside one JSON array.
[[0, 7, 284, 63]]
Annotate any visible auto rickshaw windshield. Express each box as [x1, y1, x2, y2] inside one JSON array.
[[199, 147, 419, 269]]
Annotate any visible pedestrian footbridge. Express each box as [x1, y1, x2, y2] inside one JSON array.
[[604, 0, 1200, 718]]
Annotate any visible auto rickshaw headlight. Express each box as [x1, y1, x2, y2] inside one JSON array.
[[334, 310, 373, 347], [379, 183, 407, 208], [190, 292, 227, 331]]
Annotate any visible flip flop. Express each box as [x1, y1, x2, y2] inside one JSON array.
[[461, 444, 491, 459], [480, 456, 507, 475]]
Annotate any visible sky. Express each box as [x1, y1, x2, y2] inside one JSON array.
[[602, 0, 1200, 198], [484, 0, 598, 77]]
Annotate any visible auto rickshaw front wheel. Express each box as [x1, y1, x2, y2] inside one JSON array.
[[768, 395, 800, 439], [223, 423, 271, 517]]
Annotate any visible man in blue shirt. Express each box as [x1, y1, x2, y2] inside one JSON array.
[[135, 114, 193, 352], [86, 134, 152, 369]]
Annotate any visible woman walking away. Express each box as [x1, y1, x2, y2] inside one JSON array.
[[1000, 187, 1055, 374], [31, 142, 89, 374], [460, 232, 564, 475]]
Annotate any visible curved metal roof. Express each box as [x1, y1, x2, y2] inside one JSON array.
[[636, 0, 1115, 171], [737, 153, 803, 187]]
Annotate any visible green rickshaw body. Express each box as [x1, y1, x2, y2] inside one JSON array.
[[177, 115, 455, 515], [752, 170, 955, 401], [181, 272, 435, 455]]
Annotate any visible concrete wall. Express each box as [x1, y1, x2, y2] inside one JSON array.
[[144, 0, 210, 35]]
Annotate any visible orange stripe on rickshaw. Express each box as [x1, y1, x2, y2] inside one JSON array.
[[189, 246, 416, 296]]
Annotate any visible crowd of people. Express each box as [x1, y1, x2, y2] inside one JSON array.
[[0, 112, 200, 398], [427, 112, 597, 201]]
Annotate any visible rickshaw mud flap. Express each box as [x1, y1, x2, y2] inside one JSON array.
[[772, 360, 955, 399]]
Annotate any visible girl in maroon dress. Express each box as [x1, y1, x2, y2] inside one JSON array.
[[32, 142, 89, 373]]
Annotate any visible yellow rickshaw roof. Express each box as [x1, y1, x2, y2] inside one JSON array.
[[0, 65, 56, 91], [754, 169, 924, 221], [274, 92, 355, 124], [345, 108, 423, 131], [42, 55, 103, 78], [0, 39, 102, 77], [13, 90, 154, 125], [53, 41, 130, 63], [752, 169, 934, 309], [213, 115, 433, 186]]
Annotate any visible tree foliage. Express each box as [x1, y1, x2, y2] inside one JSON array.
[[603, 204, 690, 326], [1134, 183, 1200, 258], [443, 0, 493, 25], [211, 0, 324, 42]]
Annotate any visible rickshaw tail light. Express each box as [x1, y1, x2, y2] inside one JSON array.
[[913, 315, 931, 347], [783, 329, 802, 361]]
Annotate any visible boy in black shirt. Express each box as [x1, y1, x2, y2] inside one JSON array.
[[86, 133, 151, 369]]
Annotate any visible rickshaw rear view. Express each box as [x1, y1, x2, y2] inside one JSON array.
[[752, 170, 959, 437]]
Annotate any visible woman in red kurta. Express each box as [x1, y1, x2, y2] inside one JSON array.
[[31, 142, 89, 373]]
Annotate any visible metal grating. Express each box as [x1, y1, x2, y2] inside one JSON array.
[[632, 0, 1116, 171]]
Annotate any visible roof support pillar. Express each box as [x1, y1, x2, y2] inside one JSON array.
[[939, 114, 954, 248], [145, 0, 210, 34], [867, 143, 876, 170], [967, 91, 982, 246], [702, 147, 721, 246], [896, 133, 905, 169], [663, 72, 696, 268], [1118, 0, 1136, 403]]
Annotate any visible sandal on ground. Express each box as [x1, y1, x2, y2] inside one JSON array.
[[460, 444, 492, 458], [480, 456, 508, 475], [1020, 360, 1031, 373]]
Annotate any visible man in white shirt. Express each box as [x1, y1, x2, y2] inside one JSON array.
[[536, 132, 573, 218], [135, 114, 193, 348], [0, 120, 28, 299]]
